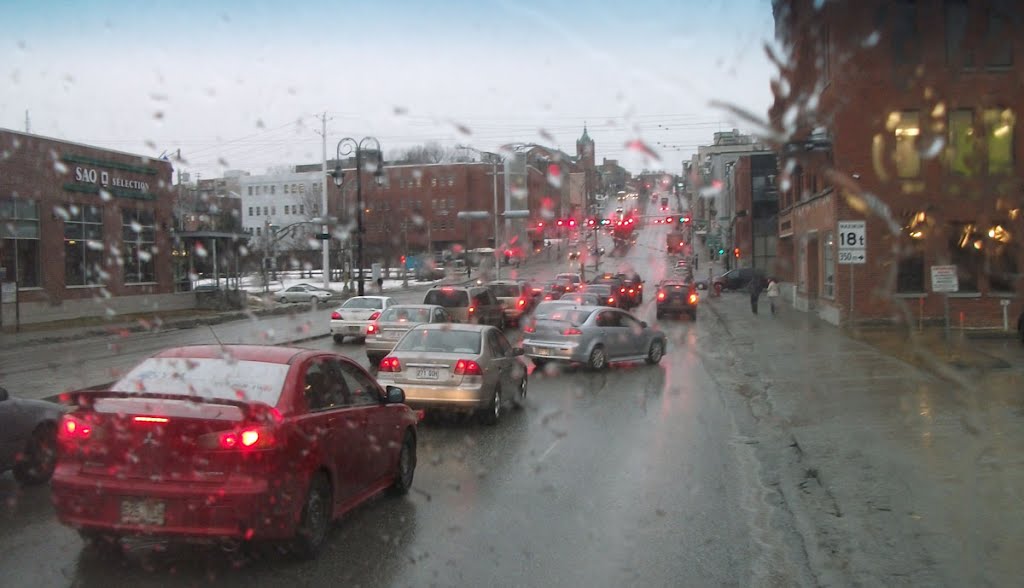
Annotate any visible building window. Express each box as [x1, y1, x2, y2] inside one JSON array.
[[949, 222, 984, 292], [271, 206, 276, 216], [987, 0, 1013, 68], [284, 185, 289, 194], [431, 178, 437, 187], [256, 227, 261, 237], [892, 110, 921, 178], [299, 184, 305, 194], [0, 200, 40, 287], [284, 205, 290, 215], [822, 232, 835, 299], [122, 209, 155, 284], [64, 204, 105, 286], [890, 0, 919, 65], [944, 0, 972, 69], [300, 205, 305, 215], [263, 206, 269, 216], [271, 185, 276, 195], [416, 177, 422, 188], [947, 109, 975, 175], [248, 206, 253, 216], [248, 187, 253, 196], [897, 211, 927, 292], [448, 177, 454, 186], [448, 197, 455, 209], [984, 108, 1015, 175]]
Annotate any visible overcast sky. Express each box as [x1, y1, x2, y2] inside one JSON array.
[[2, 0, 777, 178]]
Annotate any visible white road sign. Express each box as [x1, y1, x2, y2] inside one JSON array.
[[838, 220, 866, 265], [930, 265, 959, 293]]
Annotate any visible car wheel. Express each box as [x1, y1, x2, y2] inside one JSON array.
[[479, 387, 502, 426], [531, 357, 548, 369], [513, 376, 528, 409], [645, 340, 665, 365], [292, 473, 332, 560], [278, 297, 289, 304], [333, 334, 345, 344], [13, 422, 57, 486], [588, 345, 608, 371], [390, 431, 417, 495]]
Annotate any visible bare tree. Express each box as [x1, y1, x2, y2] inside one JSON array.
[[390, 142, 476, 164]]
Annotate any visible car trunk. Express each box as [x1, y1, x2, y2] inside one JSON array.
[[68, 396, 274, 483], [388, 352, 482, 388], [338, 306, 379, 322], [375, 320, 416, 342]]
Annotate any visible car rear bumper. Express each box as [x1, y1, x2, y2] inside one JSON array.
[[394, 383, 488, 410], [365, 338, 400, 355], [331, 320, 369, 336], [51, 468, 297, 540], [658, 302, 697, 312], [521, 340, 584, 362]]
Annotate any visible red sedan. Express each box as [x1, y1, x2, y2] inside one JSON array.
[[51, 345, 418, 559]]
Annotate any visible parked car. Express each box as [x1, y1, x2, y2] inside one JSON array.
[[366, 304, 453, 366], [331, 296, 395, 343], [422, 286, 504, 328], [656, 279, 699, 320], [713, 268, 767, 293], [51, 345, 418, 559], [521, 306, 667, 370], [485, 280, 535, 327], [277, 284, 335, 304], [0, 386, 66, 485], [376, 324, 527, 424]]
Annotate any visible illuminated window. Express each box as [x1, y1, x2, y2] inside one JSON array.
[[64, 204, 105, 286], [892, 111, 921, 178], [122, 209, 156, 284], [947, 109, 975, 175], [984, 108, 1015, 175]]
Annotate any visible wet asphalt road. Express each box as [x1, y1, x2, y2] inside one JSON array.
[[0, 208, 809, 587]]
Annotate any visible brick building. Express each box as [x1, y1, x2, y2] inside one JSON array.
[[0, 129, 179, 326], [772, 0, 1022, 327]]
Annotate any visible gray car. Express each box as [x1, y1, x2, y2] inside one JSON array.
[[277, 284, 335, 304], [0, 386, 66, 485], [521, 305, 666, 370], [366, 304, 454, 365], [375, 323, 528, 425]]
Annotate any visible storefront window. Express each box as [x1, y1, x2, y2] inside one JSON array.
[[122, 209, 156, 283], [822, 231, 835, 299], [64, 204, 105, 286], [948, 222, 983, 292], [0, 199, 41, 287], [892, 110, 921, 178], [947, 109, 975, 176], [984, 108, 1015, 175]]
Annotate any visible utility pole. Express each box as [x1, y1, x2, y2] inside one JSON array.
[[24, 110, 30, 134], [318, 112, 330, 289], [492, 156, 501, 280]]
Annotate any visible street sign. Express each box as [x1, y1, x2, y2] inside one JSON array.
[[930, 265, 959, 293], [316, 233, 330, 240], [1, 282, 15, 304], [838, 220, 866, 265]]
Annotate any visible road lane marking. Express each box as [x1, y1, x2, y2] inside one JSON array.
[[538, 440, 559, 462]]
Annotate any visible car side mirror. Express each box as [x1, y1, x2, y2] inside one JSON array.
[[385, 385, 405, 404], [0, 387, 7, 401]]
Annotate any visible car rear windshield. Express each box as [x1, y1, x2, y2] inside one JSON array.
[[546, 309, 592, 325], [343, 297, 383, 309], [380, 307, 432, 323], [583, 285, 611, 295], [423, 289, 470, 307], [395, 329, 482, 354], [488, 284, 521, 298], [533, 301, 573, 317], [111, 357, 290, 406]]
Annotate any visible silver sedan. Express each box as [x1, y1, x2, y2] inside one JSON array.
[[366, 304, 454, 366], [375, 323, 528, 425], [521, 305, 667, 370], [277, 284, 335, 304]]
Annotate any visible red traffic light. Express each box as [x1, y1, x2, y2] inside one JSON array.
[[537, 221, 545, 228], [733, 248, 741, 258], [666, 217, 675, 223], [556, 219, 564, 227], [568, 218, 576, 227], [683, 216, 691, 224]]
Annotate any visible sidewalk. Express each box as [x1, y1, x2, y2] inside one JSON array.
[[703, 287, 1024, 586]]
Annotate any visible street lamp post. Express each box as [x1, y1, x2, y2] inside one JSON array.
[[456, 145, 504, 279], [332, 137, 384, 297]]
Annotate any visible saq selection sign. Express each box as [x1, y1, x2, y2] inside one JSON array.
[[74, 166, 150, 192]]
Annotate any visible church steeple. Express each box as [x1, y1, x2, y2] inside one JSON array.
[[576, 123, 595, 167]]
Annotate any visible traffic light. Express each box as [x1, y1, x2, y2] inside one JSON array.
[[665, 216, 675, 224], [567, 218, 576, 228], [556, 219, 564, 227], [537, 221, 545, 229], [586, 218, 596, 228], [682, 215, 691, 224], [733, 247, 741, 259], [400, 255, 406, 264], [718, 248, 725, 256]]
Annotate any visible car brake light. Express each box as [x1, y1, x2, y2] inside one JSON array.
[[628, 288, 635, 294], [133, 416, 169, 424], [523, 324, 536, 333], [442, 287, 454, 292], [59, 415, 92, 440], [657, 291, 666, 301], [331, 311, 341, 320], [368, 311, 381, 320], [689, 293, 699, 304], [468, 306, 476, 314], [366, 323, 378, 335], [454, 359, 483, 376], [208, 426, 274, 450], [518, 298, 526, 307], [379, 356, 402, 372], [607, 297, 615, 304], [563, 327, 582, 335]]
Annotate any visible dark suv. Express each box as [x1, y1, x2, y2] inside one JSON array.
[[713, 268, 767, 293]]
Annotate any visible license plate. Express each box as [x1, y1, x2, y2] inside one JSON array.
[[536, 348, 551, 356], [347, 326, 360, 333], [416, 368, 440, 380], [120, 499, 166, 526]]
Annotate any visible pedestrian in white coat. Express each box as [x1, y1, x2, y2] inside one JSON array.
[[766, 278, 780, 316]]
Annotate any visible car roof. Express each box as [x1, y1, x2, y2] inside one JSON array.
[[153, 344, 310, 365], [485, 280, 521, 286], [387, 304, 442, 310], [416, 322, 490, 332], [349, 295, 390, 301]]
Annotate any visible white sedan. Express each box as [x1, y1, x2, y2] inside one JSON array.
[[331, 296, 395, 343], [277, 284, 335, 304]]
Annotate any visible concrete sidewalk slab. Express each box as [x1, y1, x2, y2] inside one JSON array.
[[702, 290, 1024, 587]]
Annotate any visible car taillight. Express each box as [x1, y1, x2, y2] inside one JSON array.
[[608, 297, 615, 304], [517, 298, 526, 307], [454, 359, 483, 376], [379, 356, 402, 372], [523, 324, 536, 333], [331, 311, 342, 320], [620, 287, 626, 293], [199, 426, 275, 450], [468, 306, 476, 314], [366, 323, 378, 335], [59, 415, 92, 440], [563, 327, 582, 335], [628, 288, 635, 294], [369, 311, 381, 320], [133, 416, 169, 424], [689, 293, 699, 304], [657, 291, 666, 301]]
